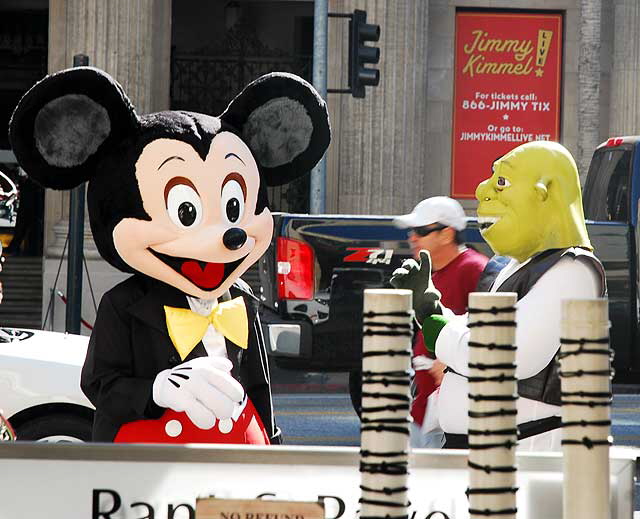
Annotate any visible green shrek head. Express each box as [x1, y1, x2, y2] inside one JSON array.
[[475, 140, 591, 262]]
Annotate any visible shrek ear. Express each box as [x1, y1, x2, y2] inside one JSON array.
[[535, 178, 549, 201], [220, 72, 330, 186], [9, 66, 139, 190]]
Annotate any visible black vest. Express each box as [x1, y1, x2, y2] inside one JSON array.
[[495, 247, 606, 406]]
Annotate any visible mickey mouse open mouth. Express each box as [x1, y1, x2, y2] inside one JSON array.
[[150, 250, 247, 290]]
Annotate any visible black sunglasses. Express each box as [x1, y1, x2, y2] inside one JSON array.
[[410, 224, 448, 237]]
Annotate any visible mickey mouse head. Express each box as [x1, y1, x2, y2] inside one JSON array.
[[9, 67, 330, 299]]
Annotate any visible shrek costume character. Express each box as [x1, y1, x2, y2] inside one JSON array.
[[395, 141, 605, 451]]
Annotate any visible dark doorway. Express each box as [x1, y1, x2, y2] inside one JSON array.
[[0, 8, 48, 149], [0, 5, 47, 257]]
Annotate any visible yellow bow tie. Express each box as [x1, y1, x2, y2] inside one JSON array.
[[164, 297, 248, 361]]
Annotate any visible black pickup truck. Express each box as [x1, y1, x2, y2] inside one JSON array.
[[258, 136, 640, 404]]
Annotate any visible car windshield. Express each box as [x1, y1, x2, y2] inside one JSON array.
[[583, 145, 633, 222]]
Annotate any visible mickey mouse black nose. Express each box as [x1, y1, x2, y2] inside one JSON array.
[[223, 228, 247, 251]]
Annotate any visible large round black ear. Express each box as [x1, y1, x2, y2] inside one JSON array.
[[8, 66, 139, 190], [220, 72, 330, 186]]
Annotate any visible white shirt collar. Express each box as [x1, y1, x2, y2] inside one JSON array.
[[186, 296, 218, 316]]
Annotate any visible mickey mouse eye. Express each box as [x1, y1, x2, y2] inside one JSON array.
[[221, 179, 245, 224], [166, 183, 203, 228], [496, 176, 511, 189]]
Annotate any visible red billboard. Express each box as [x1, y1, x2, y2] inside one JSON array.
[[451, 11, 563, 198]]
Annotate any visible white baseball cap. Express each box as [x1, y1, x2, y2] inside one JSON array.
[[393, 196, 467, 231]]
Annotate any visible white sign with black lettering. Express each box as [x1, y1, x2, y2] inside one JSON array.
[[0, 444, 636, 519]]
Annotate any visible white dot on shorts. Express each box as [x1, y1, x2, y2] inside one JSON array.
[[165, 419, 182, 437], [218, 419, 233, 434]]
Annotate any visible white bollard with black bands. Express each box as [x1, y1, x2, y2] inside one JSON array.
[[560, 298, 612, 519], [466, 292, 519, 519], [359, 289, 413, 519]]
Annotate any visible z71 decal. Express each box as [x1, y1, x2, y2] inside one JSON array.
[[344, 247, 394, 265]]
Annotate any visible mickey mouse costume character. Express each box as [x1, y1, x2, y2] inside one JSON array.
[[8, 67, 330, 444]]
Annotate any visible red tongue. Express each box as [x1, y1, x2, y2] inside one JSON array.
[[180, 261, 224, 289]]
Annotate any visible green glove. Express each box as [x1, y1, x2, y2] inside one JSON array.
[[422, 314, 450, 354], [389, 249, 442, 323]]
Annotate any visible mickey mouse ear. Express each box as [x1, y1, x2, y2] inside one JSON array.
[[9, 66, 139, 190], [220, 72, 330, 187]]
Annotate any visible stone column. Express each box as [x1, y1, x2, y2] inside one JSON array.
[[326, 0, 430, 214], [42, 0, 172, 332], [48, 0, 171, 114], [577, 0, 601, 181], [610, 0, 640, 136]]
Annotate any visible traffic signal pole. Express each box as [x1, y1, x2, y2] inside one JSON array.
[[325, 10, 380, 99], [310, 0, 328, 214], [309, 6, 380, 213]]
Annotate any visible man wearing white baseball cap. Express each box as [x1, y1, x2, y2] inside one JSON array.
[[393, 196, 488, 448], [394, 196, 488, 314]]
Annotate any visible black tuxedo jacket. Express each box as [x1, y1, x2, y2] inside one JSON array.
[[80, 274, 281, 443]]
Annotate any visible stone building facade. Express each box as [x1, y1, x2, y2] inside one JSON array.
[[0, 0, 636, 331]]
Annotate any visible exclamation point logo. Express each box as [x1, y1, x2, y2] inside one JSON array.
[[535, 30, 553, 77]]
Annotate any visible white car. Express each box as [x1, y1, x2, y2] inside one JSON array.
[[0, 327, 94, 442]]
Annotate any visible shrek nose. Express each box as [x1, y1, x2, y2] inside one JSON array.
[[476, 180, 491, 202], [223, 228, 247, 250]]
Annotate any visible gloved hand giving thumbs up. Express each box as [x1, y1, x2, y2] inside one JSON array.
[[389, 249, 442, 323]]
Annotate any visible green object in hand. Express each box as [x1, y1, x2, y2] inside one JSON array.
[[389, 249, 442, 322], [422, 314, 450, 354]]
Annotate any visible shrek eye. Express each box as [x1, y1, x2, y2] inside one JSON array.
[[496, 176, 511, 189], [166, 184, 203, 228], [221, 179, 245, 224]]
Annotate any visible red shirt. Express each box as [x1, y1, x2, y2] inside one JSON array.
[[411, 248, 488, 426], [411, 330, 436, 426], [432, 248, 489, 315]]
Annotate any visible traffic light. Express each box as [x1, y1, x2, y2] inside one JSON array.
[[348, 9, 380, 99]]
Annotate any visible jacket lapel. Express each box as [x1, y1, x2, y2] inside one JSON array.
[[126, 278, 189, 334], [222, 283, 259, 370]]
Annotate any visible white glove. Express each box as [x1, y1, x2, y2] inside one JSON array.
[[152, 356, 244, 429]]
